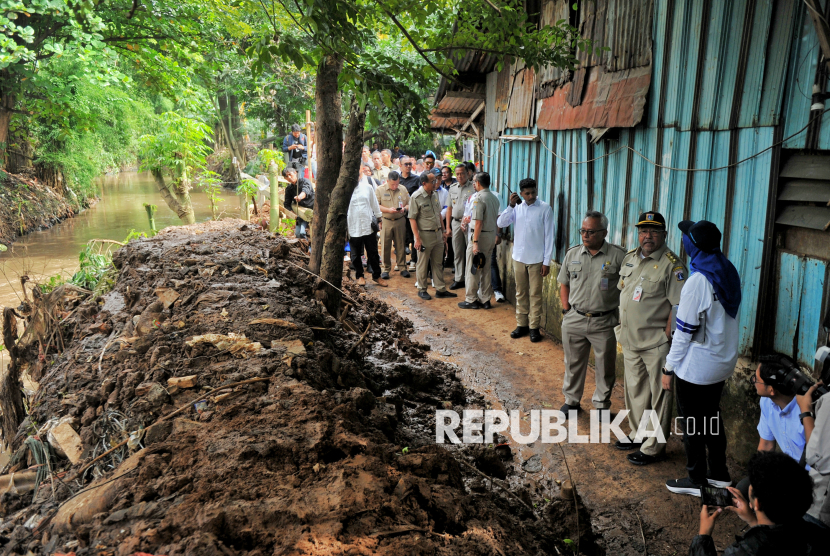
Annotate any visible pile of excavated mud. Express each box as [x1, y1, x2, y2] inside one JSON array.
[[0, 220, 594, 555]]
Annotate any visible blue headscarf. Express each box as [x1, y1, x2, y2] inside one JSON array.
[[682, 235, 742, 319]]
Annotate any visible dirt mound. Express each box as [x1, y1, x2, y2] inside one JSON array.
[[0, 220, 595, 555]]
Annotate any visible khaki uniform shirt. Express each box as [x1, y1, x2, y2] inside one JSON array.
[[372, 166, 390, 183], [618, 243, 687, 351], [558, 241, 626, 324], [375, 184, 409, 221], [409, 188, 443, 232], [450, 182, 476, 220], [470, 189, 500, 233]]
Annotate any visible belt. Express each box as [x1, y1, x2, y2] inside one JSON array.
[[575, 309, 615, 318], [453, 217, 462, 222], [421, 229, 436, 232], [382, 216, 402, 220]]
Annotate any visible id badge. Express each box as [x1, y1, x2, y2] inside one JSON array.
[[600, 277, 609, 291], [632, 285, 643, 302]]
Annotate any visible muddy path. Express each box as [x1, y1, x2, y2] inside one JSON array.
[[368, 266, 750, 555]]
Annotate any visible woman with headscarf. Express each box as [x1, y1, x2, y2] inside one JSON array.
[[663, 220, 742, 498]]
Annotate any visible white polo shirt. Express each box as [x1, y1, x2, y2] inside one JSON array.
[[664, 272, 739, 384]]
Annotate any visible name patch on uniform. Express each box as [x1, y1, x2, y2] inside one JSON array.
[[625, 263, 634, 267], [632, 285, 643, 302]]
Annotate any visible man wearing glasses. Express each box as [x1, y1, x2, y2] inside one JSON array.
[[558, 210, 626, 417], [616, 211, 687, 466]]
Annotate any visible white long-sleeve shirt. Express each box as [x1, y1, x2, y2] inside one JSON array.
[[496, 198, 555, 266], [664, 272, 739, 385], [437, 185, 449, 220], [347, 179, 382, 238]]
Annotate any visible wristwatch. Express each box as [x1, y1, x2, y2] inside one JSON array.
[[799, 411, 815, 424], [661, 368, 674, 376], [562, 308, 569, 314]]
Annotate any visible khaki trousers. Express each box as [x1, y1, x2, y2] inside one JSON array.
[[464, 232, 496, 303], [451, 219, 467, 280], [513, 260, 544, 328], [416, 230, 447, 292], [622, 342, 672, 456], [561, 312, 617, 409], [380, 217, 406, 273]]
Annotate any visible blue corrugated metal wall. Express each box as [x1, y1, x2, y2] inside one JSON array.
[[480, 0, 817, 356]]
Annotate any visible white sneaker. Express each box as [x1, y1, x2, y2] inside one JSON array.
[[408, 262, 416, 271], [494, 291, 506, 303], [707, 478, 732, 488], [394, 265, 400, 271], [414, 281, 420, 288], [431, 279, 435, 288]]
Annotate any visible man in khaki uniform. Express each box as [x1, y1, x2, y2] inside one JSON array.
[[558, 211, 626, 418], [446, 164, 476, 290], [459, 172, 501, 310], [409, 172, 457, 301], [376, 171, 410, 279], [372, 152, 390, 184], [617, 211, 687, 466]]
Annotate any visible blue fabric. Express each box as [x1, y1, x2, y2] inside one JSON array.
[[758, 397, 809, 469], [682, 234, 742, 319]]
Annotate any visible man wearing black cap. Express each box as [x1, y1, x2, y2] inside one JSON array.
[[664, 220, 741, 496], [616, 211, 687, 465]]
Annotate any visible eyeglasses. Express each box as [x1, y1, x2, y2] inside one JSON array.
[[749, 375, 766, 386], [403, 162, 412, 166], [579, 229, 606, 237], [638, 229, 664, 237]]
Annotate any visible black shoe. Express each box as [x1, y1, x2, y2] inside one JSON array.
[[418, 291, 432, 300], [560, 403, 580, 419], [480, 301, 492, 310], [529, 328, 542, 342], [458, 301, 481, 309], [627, 451, 666, 466], [381, 272, 390, 279], [449, 280, 465, 290], [400, 270, 411, 278], [666, 478, 703, 497], [614, 439, 643, 451], [435, 290, 458, 298], [510, 326, 529, 339]]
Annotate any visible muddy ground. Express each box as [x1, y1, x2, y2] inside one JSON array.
[[0, 220, 598, 555], [367, 262, 753, 555]]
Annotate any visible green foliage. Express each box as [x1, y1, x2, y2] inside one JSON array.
[[139, 111, 214, 181], [38, 273, 67, 294], [195, 171, 225, 220], [124, 229, 149, 242], [257, 149, 285, 174], [237, 178, 259, 200], [70, 244, 112, 291]]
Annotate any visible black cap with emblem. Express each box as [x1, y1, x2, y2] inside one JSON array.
[[635, 211, 666, 229]]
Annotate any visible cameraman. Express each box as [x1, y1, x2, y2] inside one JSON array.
[[690, 451, 825, 555], [799, 379, 829, 526], [751, 354, 807, 464]]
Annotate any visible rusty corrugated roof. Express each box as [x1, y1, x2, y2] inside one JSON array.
[[506, 68, 536, 129], [429, 91, 485, 131], [536, 65, 650, 130]]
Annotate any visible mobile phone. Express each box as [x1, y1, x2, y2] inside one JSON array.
[[419, 245, 425, 252], [396, 207, 403, 211], [701, 486, 734, 507]]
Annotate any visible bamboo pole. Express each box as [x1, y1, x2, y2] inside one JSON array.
[[143, 203, 157, 232], [268, 161, 280, 233], [306, 110, 314, 182]]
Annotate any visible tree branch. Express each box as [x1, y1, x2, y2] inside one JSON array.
[[127, 0, 141, 19], [374, 0, 467, 89]]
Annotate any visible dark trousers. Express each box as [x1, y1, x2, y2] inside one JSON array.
[[491, 245, 503, 293], [405, 220, 417, 264], [350, 234, 381, 280], [675, 376, 729, 484]]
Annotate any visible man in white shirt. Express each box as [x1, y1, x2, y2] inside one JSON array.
[[347, 176, 387, 287], [663, 220, 741, 496], [496, 178, 554, 342]]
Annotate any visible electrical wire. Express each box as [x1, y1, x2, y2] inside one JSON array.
[[487, 106, 830, 172]]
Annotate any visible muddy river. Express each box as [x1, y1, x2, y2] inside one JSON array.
[[0, 171, 241, 461]]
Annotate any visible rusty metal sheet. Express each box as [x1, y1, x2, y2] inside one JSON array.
[[485, 71, 500, 140], [536, 65, 650, 130], [495, 63, 513, 112], [429, 91, 486, 130], [507, 68, 536, 129]]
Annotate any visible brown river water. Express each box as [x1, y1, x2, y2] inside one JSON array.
[[0, 171, 239, 462]]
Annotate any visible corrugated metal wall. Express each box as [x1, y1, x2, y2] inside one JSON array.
[[481, 0, 815, 356]]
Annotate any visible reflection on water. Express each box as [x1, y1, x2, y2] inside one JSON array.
[[0, 171, 238, 382]]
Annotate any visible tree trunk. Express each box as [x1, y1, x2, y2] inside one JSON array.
[[1, 308, 27, 449], [309, 53, 345, 274], [151, 168, 195, 224], [318, 98, 366, 316], [0, 87, 16, 170], [6, 123, 32, 174], [216, 94, 243, 185]]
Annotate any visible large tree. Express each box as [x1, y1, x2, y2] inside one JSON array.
[[247, 0, 593, 315]]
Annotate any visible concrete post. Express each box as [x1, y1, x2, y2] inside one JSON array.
[[268, 161, 280, 233]]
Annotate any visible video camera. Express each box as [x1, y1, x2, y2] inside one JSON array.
[[759, 349, 830, 401]]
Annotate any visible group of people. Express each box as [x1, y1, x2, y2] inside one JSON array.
[[293, 130, 829, 553]]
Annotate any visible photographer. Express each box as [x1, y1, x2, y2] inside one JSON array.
[[690, 451, 825, 555], [751, 354, 807, 464], [799, 376, 829, 526]]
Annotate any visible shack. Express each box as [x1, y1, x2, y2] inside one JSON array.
[[432, 0, 830, 461]]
